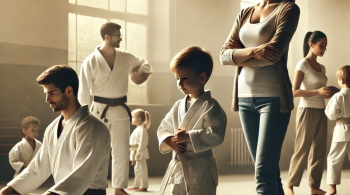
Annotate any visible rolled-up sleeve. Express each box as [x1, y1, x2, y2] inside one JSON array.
[[220, 9, 245, 66]]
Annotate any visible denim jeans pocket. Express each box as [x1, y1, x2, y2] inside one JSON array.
[[256, 98, 280, 113]]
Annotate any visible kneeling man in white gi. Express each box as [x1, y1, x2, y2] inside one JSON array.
[[0, 65, 111, 195]]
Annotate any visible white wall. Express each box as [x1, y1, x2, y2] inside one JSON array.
[[0, 0, 68, 180], [0, 0, 68, 51]]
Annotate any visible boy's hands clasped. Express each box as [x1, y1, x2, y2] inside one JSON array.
[[164, 129, 190, 154], [175, 129, 190, 154]]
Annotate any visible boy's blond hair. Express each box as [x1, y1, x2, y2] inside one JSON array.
[[21, 116, 40, 129], [336, 65, 350, 87], [170, 46, 213, 83]]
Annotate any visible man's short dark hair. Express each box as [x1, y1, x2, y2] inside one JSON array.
[[36, 65, 79, 98], [170, 46, 213, 83], [100, 22, 121, 41]]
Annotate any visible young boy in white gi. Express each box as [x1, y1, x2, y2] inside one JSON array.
[[157, 46, 227, 195], [325, 65, 350, 195], [9, 116, 42, 178]]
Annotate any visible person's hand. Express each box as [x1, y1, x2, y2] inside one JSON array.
[[316, 87, 330, 96], [175, 129, 188, 153], [24, 162, 29, 167], [250, 42, 281, 62], [164, 136, 180, 154], [131, 160, 135, 166], [175, 130, 190, 144], [0, 186, 15, 195], [175, 141, 187, 153]]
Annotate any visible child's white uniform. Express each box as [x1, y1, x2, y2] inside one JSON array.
[[157, 91, 227, 195], [9, 138, 42, 178], [130, 124, 149, 188], [325, 88, 350, 185]]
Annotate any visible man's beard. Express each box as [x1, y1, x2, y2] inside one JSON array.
[[109, 41, 120, 48], [51, 94, 69, 112]]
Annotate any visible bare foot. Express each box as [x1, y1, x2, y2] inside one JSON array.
[[126, 186, 139, 190], [311, 187, 326, 195], [325, 185, 337, 195], [115, 188, 131, 195], [285, 185, 295, 195], [135, 188, 147, 192]]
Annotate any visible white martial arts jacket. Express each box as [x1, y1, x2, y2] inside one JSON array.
[[78, 47, 153, 120], [8, 105, 111, 195], [325, 88, 350, 142], [130, 124, 149, 160], [157, 91, 227, 188], [9, 138, 42, 177]]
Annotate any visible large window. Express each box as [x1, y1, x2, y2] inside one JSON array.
[[241, 0, 259, 9], [68, 0, 149, 104]]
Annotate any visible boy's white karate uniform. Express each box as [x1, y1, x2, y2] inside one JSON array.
[[130, 124, 149, 188], [9, 138, 42, 178], [157, 91, 227, 195], [7, 105, 111, 195], [79, 47, 153, 188], [325, 88, 350, 185]]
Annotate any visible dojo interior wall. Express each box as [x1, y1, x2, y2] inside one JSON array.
[[1, 0, 350, 182], [0, 0, 67, 180]]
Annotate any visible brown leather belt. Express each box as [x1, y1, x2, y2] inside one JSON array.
[[93, 95, 131, 123], [336, 118, 350, 125]]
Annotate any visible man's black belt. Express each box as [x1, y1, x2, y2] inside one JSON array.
[[83, 188, 106, 195], [93, 96, 132, 123]]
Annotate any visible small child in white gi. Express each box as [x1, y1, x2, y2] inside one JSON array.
[[127, 109, 151, 192], [157, 46, 227, 195], [9, 116, 42, 178], [325, 65, 350, 195]]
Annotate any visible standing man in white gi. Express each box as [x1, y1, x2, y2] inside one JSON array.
[[78, 22, 153, 195], [0, 65, 111, 195]]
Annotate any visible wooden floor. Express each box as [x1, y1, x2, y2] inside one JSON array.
[[1, 170, 350, 195]]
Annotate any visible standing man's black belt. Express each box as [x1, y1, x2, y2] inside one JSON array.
[[93, 96, 132, 123]]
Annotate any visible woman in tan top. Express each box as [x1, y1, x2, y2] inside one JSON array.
[[220, 0, 299, 194]]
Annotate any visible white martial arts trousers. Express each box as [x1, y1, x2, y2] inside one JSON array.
[[327, 141, 350, 185], [109, 119, 130, 188], [134, 159, 148, 188], [170, 171, 216, 195]]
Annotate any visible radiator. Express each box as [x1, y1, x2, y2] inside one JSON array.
[[228, 127, 254, 166]]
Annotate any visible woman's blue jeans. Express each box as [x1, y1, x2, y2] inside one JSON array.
[[238, 97, 291, 195]]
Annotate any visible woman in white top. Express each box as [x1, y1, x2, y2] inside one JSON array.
[[286, 31, 329, 195], [127, 109, 150, 192]]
